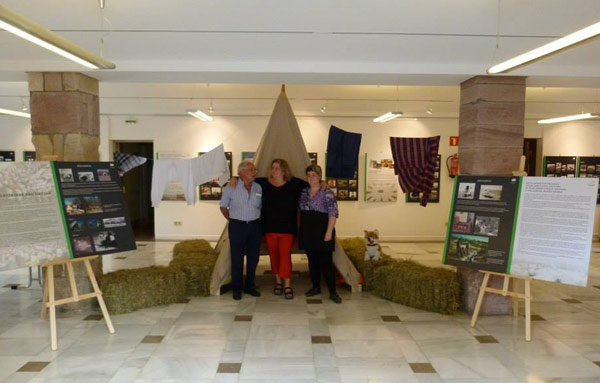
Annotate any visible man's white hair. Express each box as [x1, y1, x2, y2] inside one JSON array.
[[237, 160, 254, 175]]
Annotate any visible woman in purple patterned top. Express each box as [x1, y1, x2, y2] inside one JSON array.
[[298, 164, 342, 304]]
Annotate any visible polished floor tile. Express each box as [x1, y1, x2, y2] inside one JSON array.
[[1, 240, 600, 382]]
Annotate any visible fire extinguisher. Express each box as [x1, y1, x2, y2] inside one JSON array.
[[446, 154, 459, 178]]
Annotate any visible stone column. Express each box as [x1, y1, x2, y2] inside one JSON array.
[[458, 75, 526, 315], [28, 72, 102, 312], [28, 72, 100, 161]]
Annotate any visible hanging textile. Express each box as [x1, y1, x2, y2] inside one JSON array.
[[113, 152, 147, 176], [326, 125, 362, 179], [389, 136, 440, 206]]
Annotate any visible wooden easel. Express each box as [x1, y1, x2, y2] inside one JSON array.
[[40, 255, 115, 350], [470, 271, 532, 341]]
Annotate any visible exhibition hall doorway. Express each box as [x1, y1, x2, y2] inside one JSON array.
[[523, 138, 541, 176], [116, 141, 154, 240]]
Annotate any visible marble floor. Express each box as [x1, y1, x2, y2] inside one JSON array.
[[1, 241, 600, 382]]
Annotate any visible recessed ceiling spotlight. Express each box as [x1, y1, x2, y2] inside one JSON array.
[[426, 108, 433, 115], [320, 106, 327, 113], [208, 106, 214, 114]]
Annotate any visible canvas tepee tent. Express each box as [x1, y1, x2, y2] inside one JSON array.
[[210, 86, 361, 295]]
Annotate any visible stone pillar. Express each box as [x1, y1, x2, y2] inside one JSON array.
[[28, 72, 100, 161], [28, 72, 102, 312], [458, 75, 526, 315]]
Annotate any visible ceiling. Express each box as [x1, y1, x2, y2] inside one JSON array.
[[1, 0, 600, 85], [1, 1, 600, 120]]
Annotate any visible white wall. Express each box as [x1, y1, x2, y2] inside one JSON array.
[[542, 120, 600, 237], [0, 117, 34, 161], [104, 115, 543, 242]]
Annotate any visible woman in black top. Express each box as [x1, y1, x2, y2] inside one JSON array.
[[254, 159, 307, 299]]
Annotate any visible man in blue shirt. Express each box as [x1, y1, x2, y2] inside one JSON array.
[[220, 160, 263, 300]]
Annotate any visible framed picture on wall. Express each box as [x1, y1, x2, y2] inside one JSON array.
[[543, 156, 577, 177], [308, 152, 318, 166], [0, 151, 15, 162], [23, 151, 36, 162]]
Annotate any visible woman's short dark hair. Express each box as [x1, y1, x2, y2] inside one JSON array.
[[305, 164, 322, 179]]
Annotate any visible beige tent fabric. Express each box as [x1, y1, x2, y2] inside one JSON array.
[[210, 88, 362, 295]]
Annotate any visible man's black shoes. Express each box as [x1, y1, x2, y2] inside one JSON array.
[[305, 287, 321, 297], [244, 289, 261, 297], [233, 291, 242, 300]]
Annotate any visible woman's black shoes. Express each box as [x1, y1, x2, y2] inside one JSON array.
[[330, 293, 342, 304], [273, 283, 283, 295], [284, 287, 294, 300], [305, 287, 321, 297]]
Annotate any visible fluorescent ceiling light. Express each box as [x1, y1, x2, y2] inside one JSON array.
[[0, 108, 31, 118], [488, 21, 600, 74], [187, 110, 213, 122], [373, 112, 402, 123], [0, 5, 115, 69], [537, 113, 598, 124]]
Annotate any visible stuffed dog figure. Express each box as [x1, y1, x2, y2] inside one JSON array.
[[364, 230, 380, 261]]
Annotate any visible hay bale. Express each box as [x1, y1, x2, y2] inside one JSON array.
[[340, 237, 461, 315], [173, 239, 215, 259], [169, 253, 217, 297], [100, 266, 187, 315], [339, 237, 392, 290], [371, 260, 461, 315]]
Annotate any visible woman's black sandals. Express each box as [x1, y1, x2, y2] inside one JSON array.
[[273, 283, 283, 295], [284, 286, 294, 300]]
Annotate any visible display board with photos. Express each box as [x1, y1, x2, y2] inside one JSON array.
[[308, 152, 318, 166], [0, 151, 15, 162], [364, 153, 397, 202], [324, 154, 359, 201], [55, 162, 137, 258], [444, 175, 598, 286], [23, 151, 36, 162], [543, 156, 577, 177], [406, 155, 441, 203], [578, 156, 600, 204], [199, 151, 233, 200]]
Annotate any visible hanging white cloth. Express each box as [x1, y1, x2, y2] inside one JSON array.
[[191, 144, 230, 186], [151, 160, 196, 207]]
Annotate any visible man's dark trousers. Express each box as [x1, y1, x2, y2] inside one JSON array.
[[228, 219, 261, 293]]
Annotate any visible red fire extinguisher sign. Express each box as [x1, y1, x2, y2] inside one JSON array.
[[449, 136, 459, 146]]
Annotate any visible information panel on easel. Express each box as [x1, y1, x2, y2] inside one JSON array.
[[0, 161, 136, 272], [54, 162, 137, 257], [443, 175, 598, 286]]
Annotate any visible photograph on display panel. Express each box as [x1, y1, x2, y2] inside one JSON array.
[[364, 153, 397, 202], [326, 152, 358, 201]]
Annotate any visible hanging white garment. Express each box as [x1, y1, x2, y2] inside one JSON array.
[[191, 144, 230, 186], [151, 160, 196, 207]]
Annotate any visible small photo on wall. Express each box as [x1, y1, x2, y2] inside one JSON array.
[[567, 164, 575, 172], [546, 163, 556, 173], [457, 183, 475, 199], [349, 180, 357, 189]]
